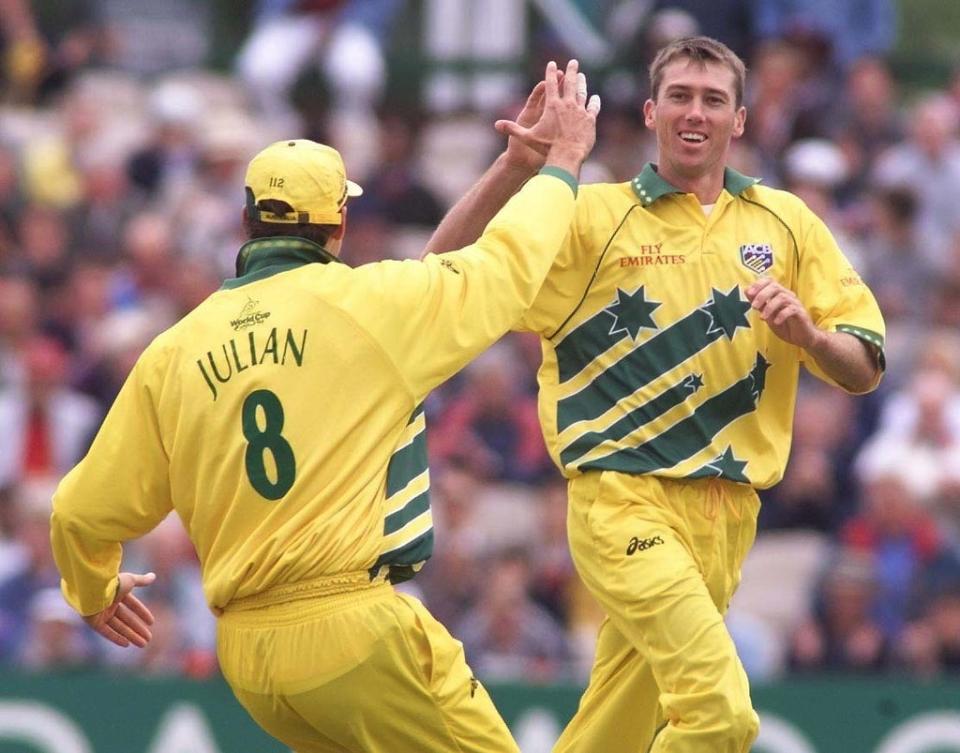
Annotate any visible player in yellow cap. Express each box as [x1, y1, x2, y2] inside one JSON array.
[[50, 60, 600, 753], [425, 37, 885, 753]]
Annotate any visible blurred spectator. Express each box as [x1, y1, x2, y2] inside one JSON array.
[[416, 461, 489, 628], [456, 546, 571, 683], [0, 273, 39, 387], [788, 550, 890, 673], [430, 341, 553, 485], [97, 0, 212, 75], [752, 0, 896, 74], [235, 0, 403, 178], [842, 467, 946, 640], [829, 56, 904, 201], [743, 39, 827, 182], [859, 186, 929, 328], [18, 586, 94, 670], [73, 149, 140, 264], [12, 203, 72, 294], [0, 335, 100, 487], [649, 0, 755, 60], [857, 363, 960, 513], [20, 85, 101, 211], [349, 109, 444, 229], [761, 380, 859, 532], [529, 476, 573, 623], [590, 101, 650, 183], [0, 479, 62, 663], [781, 137, 864, 267], [0, 0, 105, 104], [112, 211, 183, 321], [74, 305, 168, 411], [0, 142, 25, 256], [873, 93, 960, 276], [126, 80, 203, 203], [900, 573, 960, 677]]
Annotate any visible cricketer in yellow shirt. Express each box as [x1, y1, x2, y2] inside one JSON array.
[[425, 38, 885, 753], [51, 60, 602, 753]]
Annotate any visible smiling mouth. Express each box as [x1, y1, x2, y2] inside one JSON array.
[[679, 132, 707, 143]]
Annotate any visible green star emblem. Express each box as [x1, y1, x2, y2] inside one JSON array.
[[702, 286, 752, 340], [704, 446, 749, 482], [749, 353, 771, 401], [685, 373, 705, 392], [604, 286, 661, 341]]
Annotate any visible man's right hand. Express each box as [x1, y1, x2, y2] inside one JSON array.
[[496, 59, 601, 178], [503, 79, 550, 173]]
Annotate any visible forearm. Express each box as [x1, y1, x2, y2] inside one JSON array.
[[422, 153, 536, 257], [806, 331, 882, 394]]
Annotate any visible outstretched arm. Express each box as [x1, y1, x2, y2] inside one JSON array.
[[423, 67, 599, 257]]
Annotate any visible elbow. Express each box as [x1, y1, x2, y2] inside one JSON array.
[[843, 364, 883, 395]]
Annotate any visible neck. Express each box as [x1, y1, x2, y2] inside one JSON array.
[[656, 160, 726, 204]]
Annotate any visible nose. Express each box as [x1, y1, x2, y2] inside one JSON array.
[[685, 98, 705, 122]]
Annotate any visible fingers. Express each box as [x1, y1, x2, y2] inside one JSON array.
[[587, 94, 601, 117], [123, 591, 155, 626], [746, 278, 781, 310], [117, 571, 156, 601], [96, 622, 132, 648], [745, 276, 774, 300], [496, 120, 549, 154], [758, 291, 792, 322], [575, 72, 587, 103], [543, 60, 560, 102], [108, 604, 152, 648], [526, 80, 546, 105], [772, 301, 803, 326], [562, 59, 580, 100], [495, 119, 526, 139]]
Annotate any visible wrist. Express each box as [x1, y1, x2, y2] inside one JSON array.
[[497, 151, 540, 182], [544, 148, 584, 179], [804, 327, 829, 355]]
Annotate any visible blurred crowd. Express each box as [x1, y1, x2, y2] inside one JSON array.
[[2, 0, 960, 686]]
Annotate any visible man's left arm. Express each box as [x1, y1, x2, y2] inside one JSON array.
[[746, 277, 882, 394]]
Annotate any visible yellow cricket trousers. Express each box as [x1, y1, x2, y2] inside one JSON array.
[[217, 573, 519, 753], [554, 471, 761, 753]]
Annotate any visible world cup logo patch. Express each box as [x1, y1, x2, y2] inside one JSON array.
[[740, 243, 774, 274]]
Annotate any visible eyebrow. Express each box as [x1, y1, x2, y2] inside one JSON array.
[[664, 84, 731, 99]]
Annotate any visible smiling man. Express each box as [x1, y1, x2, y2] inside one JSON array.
[[424, 37, 885, 753]]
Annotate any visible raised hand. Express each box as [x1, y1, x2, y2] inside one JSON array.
[[83, 571, 157, 648], [496, 59, 601, 176]]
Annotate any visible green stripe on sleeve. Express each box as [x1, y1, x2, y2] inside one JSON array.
[[836, 324, 886, 371], [539, 166, 578, 197]]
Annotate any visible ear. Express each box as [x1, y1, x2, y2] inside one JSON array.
[[332, 206, 348, 239], [643, 99, 656, 130], [732, 105, 746, 139]]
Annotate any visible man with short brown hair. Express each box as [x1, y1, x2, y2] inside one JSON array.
[[426, 36, 885, 752]]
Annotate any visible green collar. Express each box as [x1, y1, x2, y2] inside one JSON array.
[[223, 237, 343, 290], [629, 163, 760, 206]]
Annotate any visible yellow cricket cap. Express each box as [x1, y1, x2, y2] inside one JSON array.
[[244, 139, 363, 225]]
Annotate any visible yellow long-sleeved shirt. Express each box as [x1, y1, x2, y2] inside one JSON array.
[[52, 171, 577, 616], [519, 164, 885, 488]]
